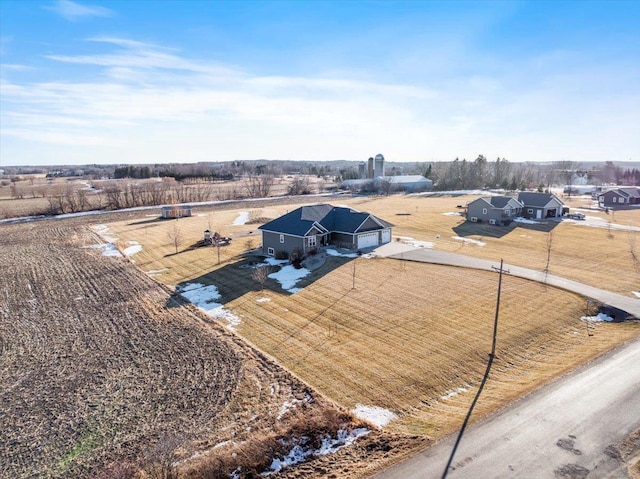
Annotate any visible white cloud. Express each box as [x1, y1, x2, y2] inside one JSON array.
[[45, 0, 113, 21], [1, 36, 638, 165]]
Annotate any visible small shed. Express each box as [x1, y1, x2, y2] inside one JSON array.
[[161, 205, 192, 219]]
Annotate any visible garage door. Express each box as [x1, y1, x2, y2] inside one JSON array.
[[357, 232, 379, 249], [381, 229, 391, 243]]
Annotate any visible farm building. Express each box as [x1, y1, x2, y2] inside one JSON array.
[[161, 205, 192, 219], [598, 188, 640, 208], [258, 204, 393, 256], [517, 192, 565, 219], [340, 175, 433, 193], [466, 196, 524, 225]]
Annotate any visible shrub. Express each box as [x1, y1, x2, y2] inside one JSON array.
[[274, 250, 288, 260], [289, 248, 303, 268]]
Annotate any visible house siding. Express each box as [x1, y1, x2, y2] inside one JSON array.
[[262, 231, 304, 256]]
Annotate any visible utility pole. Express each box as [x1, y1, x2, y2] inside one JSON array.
[[490, 259, 510, 358]]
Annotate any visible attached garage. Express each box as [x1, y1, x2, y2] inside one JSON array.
[[357, 232, 379, 249], [381, 229, 391, 243]]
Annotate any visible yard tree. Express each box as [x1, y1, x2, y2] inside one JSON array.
[[252, 266, 269, 290], [167, 221, 184, 254]]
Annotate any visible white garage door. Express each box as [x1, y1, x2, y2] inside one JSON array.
[[381, 229, 391, 243], [357, 232, 379, 249]]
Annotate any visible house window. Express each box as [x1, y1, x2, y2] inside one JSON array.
[[279, 234, 285, 243], [268, 247, 274, 255], [482, 208, 487, 214], [307, 236, 317, 247], [613, 197, 617, 203], [527, 208, 534, 214], [506, 209, 511, 216]]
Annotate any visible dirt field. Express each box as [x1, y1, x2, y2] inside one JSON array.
[[0, 219, 417, 478]]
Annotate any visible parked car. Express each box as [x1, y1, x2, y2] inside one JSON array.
[[566, 213, 586, 220]]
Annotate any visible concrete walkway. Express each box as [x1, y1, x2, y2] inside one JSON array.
[[374, 243, 640, 319]]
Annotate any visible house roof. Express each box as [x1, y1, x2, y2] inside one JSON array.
[[517, 192, 564, 208], [259, 204, 393, 236], [619, 188, 640, 199], [469, 196, 523, 209]]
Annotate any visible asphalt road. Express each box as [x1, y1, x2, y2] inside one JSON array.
[[376, 335, 640, 479]]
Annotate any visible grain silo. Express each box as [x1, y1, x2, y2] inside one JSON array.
[[374, 153, 385, 178]]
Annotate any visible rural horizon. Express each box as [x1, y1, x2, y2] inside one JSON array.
[[2, 1, 639, 479]]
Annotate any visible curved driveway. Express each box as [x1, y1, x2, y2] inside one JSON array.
[[382, 246, 640, 319]]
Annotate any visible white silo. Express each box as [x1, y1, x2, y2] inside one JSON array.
[[374, 153, 385, 178]]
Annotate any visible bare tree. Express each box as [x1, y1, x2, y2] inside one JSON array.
[[167, 221, 184, 254], [287, 176, 311, 196], [252, 266, 270, 290], [245, 238, 255, 251], [244, 174, 275, 198], [629, 231, 639, 274], [544, 231, 553, 277]]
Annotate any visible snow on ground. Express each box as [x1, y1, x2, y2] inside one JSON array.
[[442, 212, 462, 216], [256, 297, 271, 303], [232, 211, 250, 225], [513, 217, 538, 225], [92, 224, 119, 243], [123, 241, 142, 256], [634, 292, 640, 299], [85, 243, 122, 257], [263, 428, 370, 476], [264, 257, 289, 266], [351, 404, 397, 428], [268, 265, 310, 293], [325, 248, 359, 258], [581, 313, 615, 322], [452, 236, 486, 247], [178, 282, 241, 331], [147, 268, 168, 275], [441, 385, 470, 400], [405, 240, 434, 249]]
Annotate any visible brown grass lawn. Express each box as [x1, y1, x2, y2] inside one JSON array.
[[106, 194, 640, 438]]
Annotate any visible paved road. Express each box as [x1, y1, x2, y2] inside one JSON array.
[[376, 335, 640, 479], [385, 247, 640, 319]]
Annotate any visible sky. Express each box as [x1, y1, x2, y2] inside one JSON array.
[[0, 0, 639, 166]]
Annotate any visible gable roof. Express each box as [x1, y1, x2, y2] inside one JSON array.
[[517, 192, 564, 208], [469, 196, 523, 210], [259, 204, 393, 236], [619, 188, 640, 199]]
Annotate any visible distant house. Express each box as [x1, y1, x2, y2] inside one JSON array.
[[598, 188, 640, 208], [161, 205, 192, 219], [517, 192, 565, 219], [258, 204, 393, 256], [466, 196, 523, 225]]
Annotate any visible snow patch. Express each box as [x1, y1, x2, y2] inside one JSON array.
[[351, 404, 397, 428], [85, 243, 122, 257], [452, 236, 486, 247], [232, 211, 250, 225], [178, 282, 241, 331], [581, 313, 615, 322], [257, 297, 271, 303], [123, 241, 142, 256], [325, 248, 359, 258], [147, 268, 168, 275], [633, 291, 640, 298], [268, 265, 310, 293], [441, 386, 470, 400], [513, 217, 538, 225], [442, 212, 462, 216], [263, 428, 370, 476]]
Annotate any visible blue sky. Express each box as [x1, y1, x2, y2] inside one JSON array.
[[1, 0, 639, 166]]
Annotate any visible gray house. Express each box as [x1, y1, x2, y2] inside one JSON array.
[[466, 196, 523, 225], [598, 188, 640, 208], [517, 192, 565, 219], [258, 204, 393, 256]]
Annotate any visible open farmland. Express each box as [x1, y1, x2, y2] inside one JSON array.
[[0, 219, 419, 479], [105, 193, 640, 447]]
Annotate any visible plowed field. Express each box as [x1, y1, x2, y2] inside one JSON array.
[[1, 221, 398, 478]]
